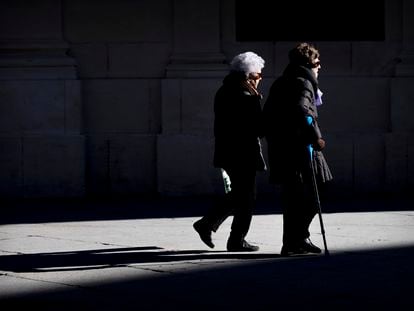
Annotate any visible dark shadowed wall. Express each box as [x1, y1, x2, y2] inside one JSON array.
[[0, 0, 413, 199]]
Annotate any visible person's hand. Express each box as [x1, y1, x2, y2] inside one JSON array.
[[313, 138, 326, 151]]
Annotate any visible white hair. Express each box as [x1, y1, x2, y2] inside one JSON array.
[[230, 51, 265, 76]]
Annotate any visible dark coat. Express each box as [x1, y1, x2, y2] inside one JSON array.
[[213, 72, 266, 172], [263, 64, 332, 184]]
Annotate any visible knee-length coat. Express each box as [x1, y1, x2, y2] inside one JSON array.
[[213, 72, 266, 172], [263, 64, 332, 184]]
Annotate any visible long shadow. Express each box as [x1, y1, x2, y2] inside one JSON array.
[[0, 245, 281, 273], [1, 245, 413, 310]]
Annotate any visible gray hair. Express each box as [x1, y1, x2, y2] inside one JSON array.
[[230, 51, 265, 76]]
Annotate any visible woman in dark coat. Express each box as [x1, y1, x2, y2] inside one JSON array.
[[193, 51, 266, 252], [263, 42, 333, 256]]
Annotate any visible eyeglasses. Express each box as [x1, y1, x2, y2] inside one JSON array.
[[249, 72, 262, 80]]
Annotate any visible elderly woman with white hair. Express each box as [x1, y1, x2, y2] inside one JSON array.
[[193, 51, 266, 252]]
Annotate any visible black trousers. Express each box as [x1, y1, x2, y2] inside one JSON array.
[[199, 167, 257, 240], [281, 172, 318, 246]]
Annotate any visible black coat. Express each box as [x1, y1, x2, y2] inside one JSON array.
[[263, 64, 332, 184], [213, 72, 266, 172]]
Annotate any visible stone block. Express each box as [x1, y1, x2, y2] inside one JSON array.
[[23, 135, 85, 197], [109, 135, 156, 195], [390, 78, 414, 132], [85, 136, 109, 195], [157, 134, 218, 195], [0, 81, 65, 134], [69, 43, 108, 78], [317, 42, 352, 76], [173, 0, 221, 54], [148, 79, 162, 134], [0, 137, 22, 197], [86, 135, 156, 196], [64, 0, 172, 42], [181, 79, 219, 134], [161, 78, 221, 135], [354, 133, 385, 194], [385, 133, 409, 193], [319, 77, 389, 133], [83, 79, 160, 134], [352, 42, 400, 76], [408, 137, 414, 190], [161, 79, 182, 134], [107, 43, 171, 78], [65, 80, 82, 133], [0, 1, 62, 40]]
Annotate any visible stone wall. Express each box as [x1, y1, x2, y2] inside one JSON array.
[[0, 0, 412, 198], [0, 1, 84, 198]]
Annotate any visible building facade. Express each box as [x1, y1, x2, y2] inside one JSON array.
[[0, 0, 413, 198]]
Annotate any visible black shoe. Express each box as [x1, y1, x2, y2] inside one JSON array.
[[301, 238, 321, 254], [193, 220, 214, 248], [280, 244, 308, 256], [227, 240, 259, 252]]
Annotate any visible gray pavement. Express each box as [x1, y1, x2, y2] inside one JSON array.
[[0, 196, 413, 310]]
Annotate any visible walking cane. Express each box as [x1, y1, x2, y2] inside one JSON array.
[[306, 116, 329, 256]]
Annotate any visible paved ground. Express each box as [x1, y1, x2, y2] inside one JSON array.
[[0, 196, 413, 310]]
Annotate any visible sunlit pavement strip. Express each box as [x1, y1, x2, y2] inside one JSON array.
[[1, 211, 413, 301]]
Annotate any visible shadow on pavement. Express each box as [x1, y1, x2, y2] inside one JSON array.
[[0, 246, 282, 273], [1, 245, 413, 310]]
